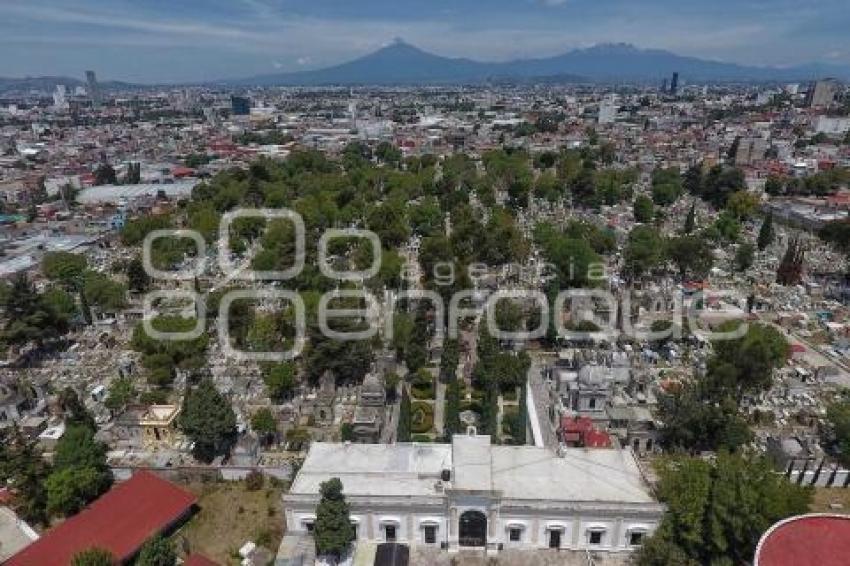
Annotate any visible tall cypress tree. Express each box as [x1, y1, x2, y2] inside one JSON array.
[[444, 375, 461, 439], [314, 478, 354, 559], [397, 386, 411, 442], [758, 213, 774, 251], [683, 203, 696, 234]]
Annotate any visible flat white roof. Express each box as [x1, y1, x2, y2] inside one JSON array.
[[290, 442, 451, 497], [491, 445, 655, 503], [290, 436, 656, 505], [76, 181, 199, 204]]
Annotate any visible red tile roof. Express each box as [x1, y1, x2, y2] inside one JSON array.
[[755, 514, 850, 566], [583, 429, 613, 448], [7, 471, 196, 566], [561, 416, 594, 434]]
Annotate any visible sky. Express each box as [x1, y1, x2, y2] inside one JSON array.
[[0, 0, 848, 83]]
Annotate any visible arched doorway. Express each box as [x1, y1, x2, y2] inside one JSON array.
[[459, 510, 487, 547]]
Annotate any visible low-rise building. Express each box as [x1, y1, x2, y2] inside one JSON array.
[[284, 434, 663, 555]]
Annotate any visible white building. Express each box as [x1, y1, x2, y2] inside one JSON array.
[[598, 100, 618, 125], [815, 116, 850, 136], [284, 434, 663, 554]]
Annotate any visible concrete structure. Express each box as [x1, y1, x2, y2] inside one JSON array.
[[284, 434, 663, 555], [0, 507, 39, 563], [76, 181, 198, 204], [807, 79, 840, 108]]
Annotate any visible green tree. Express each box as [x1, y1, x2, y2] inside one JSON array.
[[384, 372, 401, 402], [683, 164, 703, 196], [47, 425, 112, 517], [42, 287, 78, 323], [397, 386, 411, 442], [179, 380, 237, 463], [734, 242, 755, 272], [251, 407, 278, 445], [314, 478, 355, 558], [41, 252, 88, 285], [0, 428, 50, 525], [71, 548, 114, 566], [826, 397, 850, 466], [0, 274, 68, 347], [683, 202, 696, 234], [666, 235, 714, 280], [93, 163, 117, 186], [59, 387, 96, 431], [819, 219, 850, 254], [758, 213, 775, 250], [633, 194, 654, 223], [711, 322, 789, 399], [126, 257, 150, 293], [82, 271, 126, 310], [637, 453, 812, 566], [713, 211, 741, 242], [104, 377, 135, 412], [137, 536, 176, 566], [264, 361, 297, 402], [445, 375, 462, 438], [624, 225, 665, 281], [764, 175, 785, 196], [726, 190, 760, 220]]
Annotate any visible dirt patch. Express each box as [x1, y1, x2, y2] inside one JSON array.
[[810, 487, 850, 514], [172, 478, 285, 564]]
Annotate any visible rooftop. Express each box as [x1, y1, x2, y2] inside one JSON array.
[[290, 436, 656, 505], [6, 471, 196, 566], [290, 442, 452, 498]]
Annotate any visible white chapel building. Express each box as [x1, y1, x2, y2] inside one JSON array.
[[283, 433, 664, 554]]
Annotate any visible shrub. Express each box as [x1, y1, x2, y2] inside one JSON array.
[[410, 402, 435, 434], [245, 470, 264, 491], [411, 382, 434, 400]]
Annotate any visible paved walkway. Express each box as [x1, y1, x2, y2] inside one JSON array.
[[527, 354, 557, 449], [381, 397, 399, 444], [435, 381, 446, 435], [0, 507, 38, 563]]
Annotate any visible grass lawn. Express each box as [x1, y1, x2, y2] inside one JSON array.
[[173, 479, 285, 564]]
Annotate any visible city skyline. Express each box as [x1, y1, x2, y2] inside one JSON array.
[[0, 0, 849, 82]]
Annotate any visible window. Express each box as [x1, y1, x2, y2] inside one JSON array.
[[588, 530, 604, 545], [588, 398, 597, 409], [424, 525, 437, 544], [509, 527, 522, 542], [633, 438, 640, 452], [351, 523, 358, 539], [304, 521, 315, 533], [385, 525, 397, 542], [629, 531, 645, 546]]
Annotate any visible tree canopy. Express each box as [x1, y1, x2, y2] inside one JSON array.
[[179, 380, 237, 463], [314, 478, 355, 558], [637, 453, 811, 566]]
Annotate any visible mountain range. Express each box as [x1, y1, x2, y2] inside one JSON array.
[[234, 41, 850, 86], [2, 41, 849, 93]]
